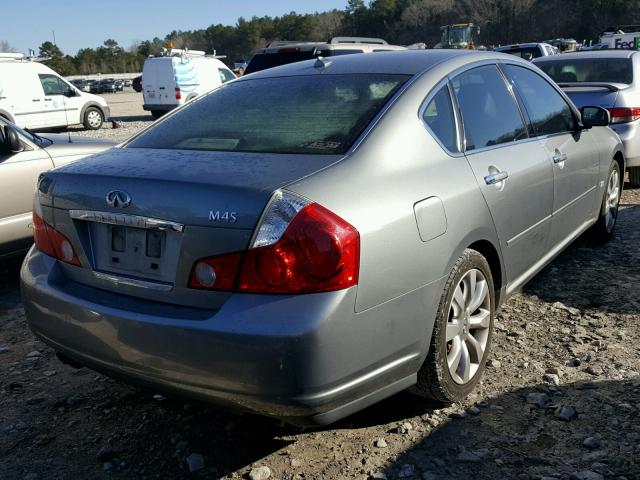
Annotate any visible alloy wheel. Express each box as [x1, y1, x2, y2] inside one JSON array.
[[446, 268, 491, 385], [604, 167, 620, 233]]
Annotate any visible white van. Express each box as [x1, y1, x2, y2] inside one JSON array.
[[142, 49, 236, 118], [0, 53, 110, 130]]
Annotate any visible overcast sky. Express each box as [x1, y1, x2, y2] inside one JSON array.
[[2, 0, 347, 55]]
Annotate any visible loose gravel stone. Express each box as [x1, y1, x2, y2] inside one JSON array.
[[249, 466, 271, 480], [374, 438, 388, 448], [554, 405, 577, 421], [186, 453, 204, 473], [543, 373, 560, 385], [582, 437, 601, 450], [526, 392, 550, 407]]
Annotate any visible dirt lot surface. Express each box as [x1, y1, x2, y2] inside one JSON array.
[[1, 112, 639, 480]]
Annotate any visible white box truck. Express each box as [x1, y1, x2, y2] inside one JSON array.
[[142, 49, 236, 118]]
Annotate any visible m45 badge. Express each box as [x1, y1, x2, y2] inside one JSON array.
[[209, 210, 238, 223]]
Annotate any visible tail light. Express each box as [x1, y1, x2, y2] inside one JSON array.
[[608, 107, 640, 124], [33, 201, 80, 266], [189, 191, 360, 294], [175, 87, 181, 100]]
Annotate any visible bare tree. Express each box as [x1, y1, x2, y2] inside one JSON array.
[[0, 40, 17, 53]]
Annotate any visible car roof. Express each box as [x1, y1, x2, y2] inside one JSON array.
[[534, 50, 638, 62], [241, 49, 521, 79], [495, 43, 546, 49]]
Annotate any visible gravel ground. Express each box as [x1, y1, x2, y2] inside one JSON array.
[[1, 112, 639, 479]]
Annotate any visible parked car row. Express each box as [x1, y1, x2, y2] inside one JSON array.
[[71, 77, 133, 94], [13, 47, 628, 428]]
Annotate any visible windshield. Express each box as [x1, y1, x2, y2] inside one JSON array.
[[127, 74, 410, 155], [442, 27, 470, 47], [500, 47, 542, 59], [537, 58, 633, 84]]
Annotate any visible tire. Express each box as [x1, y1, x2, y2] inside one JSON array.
[[588, 160, 621, 244], [629, 166, 640, 187], [150, 110, 164, 119], [412, 249, 495, 403], [83, 107, 104, 130]]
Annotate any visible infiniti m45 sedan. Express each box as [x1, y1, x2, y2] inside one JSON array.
[[21, 50, 623, 426]]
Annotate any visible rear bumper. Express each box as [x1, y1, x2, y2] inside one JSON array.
[[143, 104, 175, 112], [21, 248, 436, 426]]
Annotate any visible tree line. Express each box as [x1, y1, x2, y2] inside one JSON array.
[[2, 0, 640, 76]]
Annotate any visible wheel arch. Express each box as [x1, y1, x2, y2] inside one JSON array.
[[613, 149, 625, 185], [467, 239, 504, 307], [80, 102, 106, 123]]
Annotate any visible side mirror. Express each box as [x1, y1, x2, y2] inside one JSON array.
[[64, 88, 76, 98], [581, 106, 610, 127], [4, 126, 24, 153]]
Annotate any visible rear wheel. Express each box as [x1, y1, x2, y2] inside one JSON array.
[[83, 107, 104, 130], [412, 249, 495, 403], [629, 166, 640, 187], [150, 110, 164, 119], [588, 160, 621, 243]]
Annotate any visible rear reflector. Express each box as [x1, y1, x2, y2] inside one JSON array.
[[175, 87, 181, 100], [278, 47, 301, 53], [608, 107, 640, 124], [189, 192, 360, 294]]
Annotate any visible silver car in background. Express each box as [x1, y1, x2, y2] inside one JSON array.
[[21, 50, 623, 426], [0, 117, 116, 259], [534, 50, 640, 184]]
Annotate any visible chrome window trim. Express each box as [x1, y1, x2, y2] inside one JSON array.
[[417, 78, 464, 157], [69, 210, 185, 233], [447, 62, 530, 155]]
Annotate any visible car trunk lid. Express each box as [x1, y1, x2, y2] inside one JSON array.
[[558, 82, 628, 109], [40, 147, 341, 309]]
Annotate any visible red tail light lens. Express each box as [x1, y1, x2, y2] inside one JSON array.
[[32, 209, 80, 266], [189, 202, 360, 294], [175, 87, 181, 100], [608, 107, 640, 124], [33, 210, 56, 258], [238, 203, 359, 293]]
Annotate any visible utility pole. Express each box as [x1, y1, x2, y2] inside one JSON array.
[[52, 30, 57, 45]]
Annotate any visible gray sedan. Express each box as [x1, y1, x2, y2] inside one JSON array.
[[0, 117, 116, 259], [534, 49, 640, 185], [21, 50, 623, 426]]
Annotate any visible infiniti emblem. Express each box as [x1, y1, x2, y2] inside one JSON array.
[[106, 190, 132, 209]]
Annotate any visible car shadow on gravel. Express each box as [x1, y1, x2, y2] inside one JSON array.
[[523, 203, 640, 314], [380, 379, 640, 480]]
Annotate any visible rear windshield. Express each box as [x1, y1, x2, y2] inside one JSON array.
[[127, 74, 409, 155], [244, 49, 363, 74], [536, 58, 633, 84], [499, 47, 542, 59]]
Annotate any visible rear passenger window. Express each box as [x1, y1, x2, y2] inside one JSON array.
[[503, 64, 574, 136], [451, 65, 527, 151], [218, 68, 236, 84], [422, 85, 457, 152]]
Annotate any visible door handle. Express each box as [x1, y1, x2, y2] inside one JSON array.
[[553, 153, 568, 164], [484, 171, 509, 185]]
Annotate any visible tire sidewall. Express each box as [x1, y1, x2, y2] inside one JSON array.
[[595, 160, 621, 240], [431, 250, 495, 401]]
